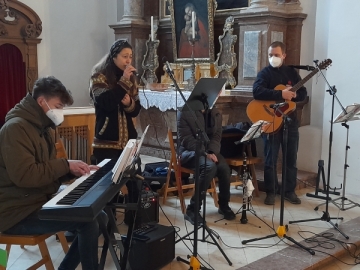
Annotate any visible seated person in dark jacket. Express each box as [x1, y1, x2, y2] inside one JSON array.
[[177, 106, 236, 223], [0, 76, 107, 270]]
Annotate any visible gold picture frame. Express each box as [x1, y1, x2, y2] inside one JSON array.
[[160, 0, 171, 19], [169, 0, 215, 63], [160, 62, 215, 86]]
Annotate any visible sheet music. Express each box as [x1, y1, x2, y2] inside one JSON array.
[[111, 140, 136, 183], [333, 103, 360, 123], [135, 125, 149, 156], [241, 120, 271, 143], [355, 103, 360, 117], [111, 125, 150, 183]]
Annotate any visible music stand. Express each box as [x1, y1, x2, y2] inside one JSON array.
[[99, 128, 149, 270], [234, 120, 271, 224], [182, 77, 226, 111], [314, 104, 360, 211], [176, 78, 234, 269], [289, 74, 348, 239], [112, 125, 149, 182], [242, 105, 315, 255], [239, 120, 271, 144]]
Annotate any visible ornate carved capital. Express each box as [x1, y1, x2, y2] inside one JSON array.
[[0, 0, 8, 10], [22, 21, 42, 38], [35, 20, 42, 36], [0, 6, 19, 24]]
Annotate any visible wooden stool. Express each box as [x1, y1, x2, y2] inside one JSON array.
[[0, 232, 69, 270], [162, 129, 219, 214]]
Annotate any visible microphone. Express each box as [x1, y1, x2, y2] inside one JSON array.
[[132, 71, 139, 77], [289, 65, 315, 71], [269, 102, 287, 109], [162, 57, 174, 75], [126, 65, 139, 77]]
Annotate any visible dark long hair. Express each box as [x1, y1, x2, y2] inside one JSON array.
[[91, 40, 133, 88]]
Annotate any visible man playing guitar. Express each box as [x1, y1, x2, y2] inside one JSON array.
[[252, 41, 307, 205]]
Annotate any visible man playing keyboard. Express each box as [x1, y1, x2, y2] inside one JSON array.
[[0, 76, 107, 270]]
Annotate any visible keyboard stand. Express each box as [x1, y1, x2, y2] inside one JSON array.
[[98, 175, 143, 270]]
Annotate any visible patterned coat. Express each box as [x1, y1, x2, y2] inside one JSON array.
[[89, 72, 141, 150]]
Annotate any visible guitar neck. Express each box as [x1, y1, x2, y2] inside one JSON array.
[[291, 68, 319, 93]]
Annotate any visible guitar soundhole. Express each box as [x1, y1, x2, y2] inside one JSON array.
[[274, 103, 290, 117]]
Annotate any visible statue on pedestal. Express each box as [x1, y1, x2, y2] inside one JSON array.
[[213, 16, 237, 89]]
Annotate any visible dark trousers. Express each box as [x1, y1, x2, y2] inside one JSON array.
[[263, 119, 299, 194], [4, 211, 108, 270], [182, 153, 231, 211]]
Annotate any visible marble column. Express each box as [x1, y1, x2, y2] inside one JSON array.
[[119, 0, 145, 24]]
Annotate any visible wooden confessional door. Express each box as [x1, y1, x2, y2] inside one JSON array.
[[0, 0, 43, 127], [0, 43, 26, 127]]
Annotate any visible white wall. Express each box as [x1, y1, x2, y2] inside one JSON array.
[[21, 0, 117, 106], [298, 0, 360, 195], [318, 0, 360, 195], [297, 0, 322, 173]]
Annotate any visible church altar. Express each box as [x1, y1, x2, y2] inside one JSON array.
[[138, 89, 191, 111], [54, 91, 308, 162], [137, 90, 261, 158], [136, 89, 308, 159]]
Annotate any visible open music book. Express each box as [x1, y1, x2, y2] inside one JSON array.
[[333, 103, 360, 123], [240, 120, 271, 143], [111, 125, 149, 183]]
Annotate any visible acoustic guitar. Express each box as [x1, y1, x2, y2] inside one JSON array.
[[246, 59, 332, 134]]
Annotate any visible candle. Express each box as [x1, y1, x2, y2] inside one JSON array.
[[151, 16, 154, 41], [191, 11, 195, 39]]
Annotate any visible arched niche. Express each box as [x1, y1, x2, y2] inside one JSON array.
[[0, 0, 42, 92]]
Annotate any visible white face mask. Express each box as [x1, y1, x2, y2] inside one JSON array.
[[44, 100, 64, 126], [269, 56, 282, 68]]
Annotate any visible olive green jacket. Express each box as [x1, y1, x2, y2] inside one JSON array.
[[0, 94, 69, 232]]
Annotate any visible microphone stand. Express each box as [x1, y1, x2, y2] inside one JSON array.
[[233, 122, 264, 224], [98, 157, 143, 270], [314, 121, 360, 211], [242, 105, 315, 255], [164, 62, 232, 269], [289, 60, 349, 239], [239, 152, 256, 224]]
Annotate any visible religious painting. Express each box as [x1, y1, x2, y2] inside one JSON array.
[[169, 0, 215, 62]]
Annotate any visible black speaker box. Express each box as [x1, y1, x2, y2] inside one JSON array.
[[124, 190, 159, 225], [128, 224, 175, 270], [140, 190, 159, 223]]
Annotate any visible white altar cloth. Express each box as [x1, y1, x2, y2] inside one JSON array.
[[138, 89, 191, 112]]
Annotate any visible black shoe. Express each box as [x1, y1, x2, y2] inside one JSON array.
[[184, 209, 204, 225], [264, 193, 276, 205], [218, 205, 236, 220], [285, 192, 301, 204]]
